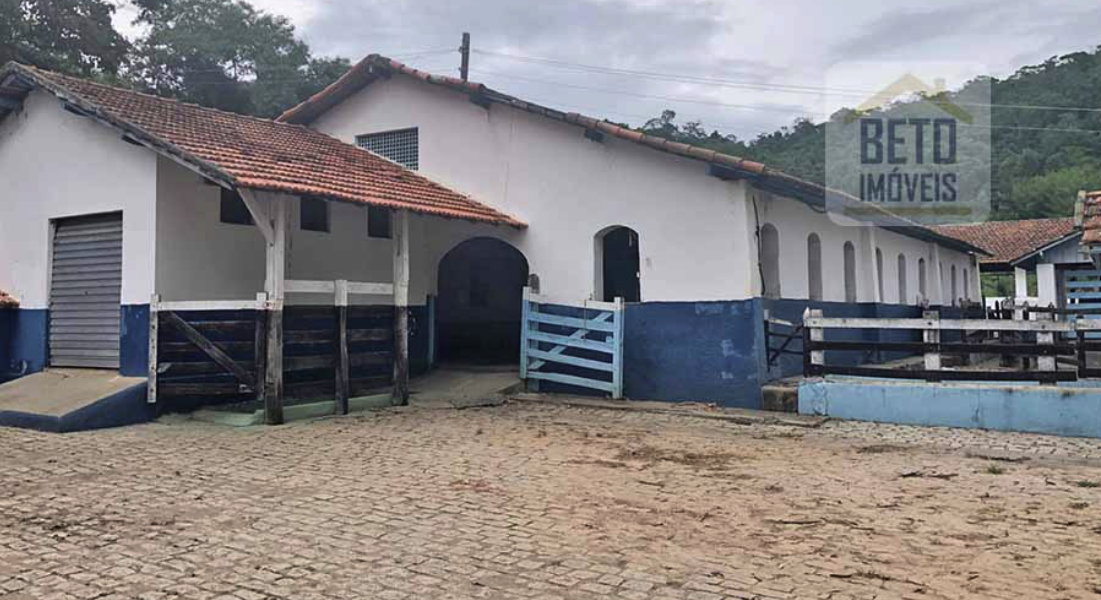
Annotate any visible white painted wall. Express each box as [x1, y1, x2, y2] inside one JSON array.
[[312, 76, 753, 302], [310, 75, 977, 304], [154, 157, 522, 306], [0, 90, 157, 308]]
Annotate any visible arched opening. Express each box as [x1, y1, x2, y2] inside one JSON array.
[[596, 226, 641, 302], [843, 241, 857, 302], [875, 248, 884, 302], [807, 233, 822, 301], [897, 254, 908, 305], [436, 237, 529, 364], [760, 224, 781, 298], [918, 258, 927, 300]]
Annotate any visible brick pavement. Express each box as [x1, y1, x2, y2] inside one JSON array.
[[3, 403, 1101, 599]]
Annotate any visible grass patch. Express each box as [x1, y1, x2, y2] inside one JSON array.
[[985, 464, 1007, 475], [1075, 480, 1101, 488]]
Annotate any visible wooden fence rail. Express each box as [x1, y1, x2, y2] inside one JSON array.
[[803, 308, 1101, 384], [520, 288, 625, 398]]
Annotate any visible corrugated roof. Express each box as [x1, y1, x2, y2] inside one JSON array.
[[0, 63, 524, 227], [931, 218, 1077, 266], [278, 54, 987, 257]]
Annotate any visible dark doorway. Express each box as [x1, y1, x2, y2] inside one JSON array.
[[601, 226, 640, 302], [436, 238, 529, 364]]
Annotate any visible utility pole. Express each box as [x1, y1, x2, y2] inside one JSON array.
[[459, 32, 471, 81]]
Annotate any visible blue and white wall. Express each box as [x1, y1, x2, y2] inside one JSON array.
[[306, 74, 980, 407], [0, 90, 157, 378]]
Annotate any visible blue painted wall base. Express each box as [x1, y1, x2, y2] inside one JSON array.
[[800, 379, 1101, 439]]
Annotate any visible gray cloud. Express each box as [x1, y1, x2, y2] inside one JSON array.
[[284, 0, 1101, 140]]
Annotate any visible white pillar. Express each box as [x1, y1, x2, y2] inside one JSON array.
[[929, 244, 945, 306], [1037, 263, 1057, 308], [1014, 267, 1029, 301]]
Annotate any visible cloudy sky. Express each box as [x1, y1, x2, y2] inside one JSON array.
[[115, 0, 1101, 139]]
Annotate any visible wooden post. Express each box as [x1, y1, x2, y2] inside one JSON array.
[[525, 289, 540, 392], [459, 32, 471, 82], [335, 279, 350, 414], [923, 310, 941, 381], [807, 308, 825, 375], [520, 287, 531, 383], [1036, 309, 1056, 381], [254, 293, 268, 409], [611, 297, 625, 399], [391, 210, 410, 405], [264, 195, 288, 425], [147, 294, 160, 404], [1078, 328, 1088, 380]]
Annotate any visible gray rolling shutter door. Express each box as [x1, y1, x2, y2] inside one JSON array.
[[49, 214, 123, 369]]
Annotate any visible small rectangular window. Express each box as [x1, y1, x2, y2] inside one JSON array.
[[368, 206, 392, 239], [300, 196, 330, 233], [219, 189, 253, 225], [356, 128, 419, 170]]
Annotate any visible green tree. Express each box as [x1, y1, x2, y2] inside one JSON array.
[[130, 0, 348, 117], [0, 0, 129, 77]]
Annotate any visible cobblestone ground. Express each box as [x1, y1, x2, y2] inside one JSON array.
[[4, 404, 1101, 600]]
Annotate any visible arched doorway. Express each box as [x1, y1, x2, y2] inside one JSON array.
[[436, 238, 529, 364], [597, 226, 641, 302]]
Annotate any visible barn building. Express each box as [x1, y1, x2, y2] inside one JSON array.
[[0, 57, 984, 426]]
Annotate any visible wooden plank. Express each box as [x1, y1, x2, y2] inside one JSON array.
[[527, 330, 615, 354], [820, 365, 1077, 383], [348, 282, 394, 296], [391, 209, 410, 406], [809, 340, 1075, 356], [527, 371, 616, 393], [158, 340, 254, 354], [611, 297, 625, 399], [526, 290, 619, 312], [527, 349, 615, 373], [529, 312, 613, 370], [161, 311, 256, 390], [805, 317, 1075, 332], [159, 381, 249, 396], [528, 311, 617, 332], [157, 300, 263, 312], [347, 328, 392, 342], [285, 354, 336, 372], [350, 351, 390, 367], [158, 361, 256, 376], [520, 288, 531, 382], [147, 294, 159, 404], [336, 280, 350, 415], [254, 298, 268, 410], [285, 279, 337, 294]]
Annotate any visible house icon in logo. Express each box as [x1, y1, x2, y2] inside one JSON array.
[[845, 73, 974, 124]]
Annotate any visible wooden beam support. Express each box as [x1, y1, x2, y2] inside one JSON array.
[[238, 188, 275, 244], [147, 294, 160, 404], [335, 280, 350, 414], [392, 210, 410, 405], [264, 195, 288, 425], [254, 293, 268, 412]]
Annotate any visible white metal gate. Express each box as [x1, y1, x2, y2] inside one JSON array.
[[49, 213, 123, 368]]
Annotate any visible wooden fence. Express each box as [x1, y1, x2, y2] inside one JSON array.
[[802, 309, 1101, 384], [149, 280, 394, 413], [520, 288, 625, 398]]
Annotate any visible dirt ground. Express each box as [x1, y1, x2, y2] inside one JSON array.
[[3, 402, 1101, 599]]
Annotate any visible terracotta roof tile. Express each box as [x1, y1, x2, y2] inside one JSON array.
[[1082, 191, 1101, 245], [931, 218, 1077, 265], [6, 64, 523, 227]]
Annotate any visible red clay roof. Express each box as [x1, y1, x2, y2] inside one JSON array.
[[931, 218, 1077, 265], [1083, 191, 1101, 245], [0, 290, 18, 308], [1, 63, 523, 227]]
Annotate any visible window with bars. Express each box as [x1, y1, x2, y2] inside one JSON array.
[[356, 127, 419, 170]]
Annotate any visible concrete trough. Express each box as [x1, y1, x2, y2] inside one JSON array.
[[800, 377, 1101, 439]]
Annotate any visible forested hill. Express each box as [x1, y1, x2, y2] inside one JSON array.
[[638, 47, 1101, 221]]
